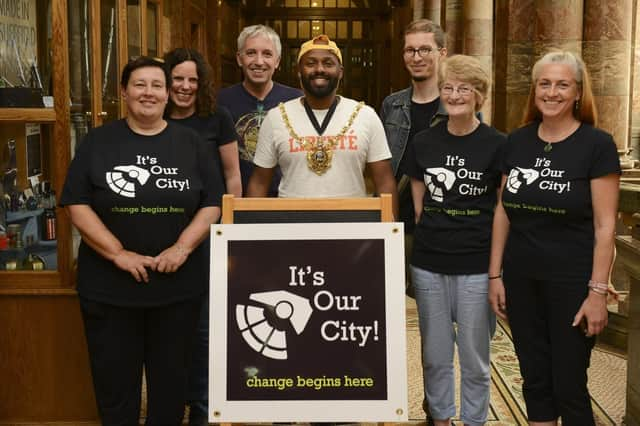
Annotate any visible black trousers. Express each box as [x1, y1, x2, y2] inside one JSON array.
[[80, 296, 202, 426], [503, 268, 596, 426]]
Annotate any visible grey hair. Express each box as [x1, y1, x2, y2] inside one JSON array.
[[532, 50, 584, 83], [237, 25, 282, 58]]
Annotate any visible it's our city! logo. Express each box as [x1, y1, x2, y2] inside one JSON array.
[[236, 290, 313, 360], [105, 155, 191, 198], [106, 165, 150, 198], [506, 157, 572, 195], [506, 167, 539, 194], [235, 265, 381, 361], [423, 155, 488, 203]]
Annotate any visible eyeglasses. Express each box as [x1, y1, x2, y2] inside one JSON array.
[[402, 46, 440, 58], [441, 85, 474, 97]]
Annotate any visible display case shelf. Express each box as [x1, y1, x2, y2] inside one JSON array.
[[0, 108, 56, 123]]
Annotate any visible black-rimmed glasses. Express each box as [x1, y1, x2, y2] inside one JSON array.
[[402, 46, 441, 58]]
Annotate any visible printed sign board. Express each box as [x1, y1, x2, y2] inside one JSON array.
[[210, 222, 407, 422], [0, 0, 38, 86]]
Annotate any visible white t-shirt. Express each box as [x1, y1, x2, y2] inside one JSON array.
[[254, 96, 391, 198]]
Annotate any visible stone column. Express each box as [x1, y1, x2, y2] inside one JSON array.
[[444, 0, 463, 54], [413, 0, 424, 21], [493, 0, 584, 132], [631, 5, 640, 165], [583, 1, 634, 168], [424, 0, 442, 25], [462, 0, 493, 123], [533, 0, 583, 55], [493, 0, 536, 132]]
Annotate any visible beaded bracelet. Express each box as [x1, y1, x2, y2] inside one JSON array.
[[588, 280, 609, 292], [589, 287, 607, 296], [488, 274, 502, 280]]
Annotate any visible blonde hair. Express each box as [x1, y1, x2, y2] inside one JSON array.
[[522, 50, 597, 125], [437, 55, 490, 112], [404, 19, 446, 49]]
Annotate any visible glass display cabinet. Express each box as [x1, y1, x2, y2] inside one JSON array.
[[0, 0, 162, 422]]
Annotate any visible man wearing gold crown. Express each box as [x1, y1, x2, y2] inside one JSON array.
[[246, 34, 398, 216]]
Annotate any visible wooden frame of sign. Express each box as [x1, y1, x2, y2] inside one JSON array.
[[213, 194, 405, 426], [221, 193, 394, 224]]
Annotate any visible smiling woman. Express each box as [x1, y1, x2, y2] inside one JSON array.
[[489, 51, 621, 426], [406, 54, 505, 426], [59, 56, 225, 425], [163, 47, 242, 425], [120, 57, 169, 134]]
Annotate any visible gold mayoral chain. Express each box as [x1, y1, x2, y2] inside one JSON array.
[[279, 100, 364, 176]]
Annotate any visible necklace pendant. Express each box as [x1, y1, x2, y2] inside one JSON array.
[[307, 141, 334, 175], [544, 143, 553, 152]]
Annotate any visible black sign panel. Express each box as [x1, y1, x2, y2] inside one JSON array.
[[226, 239, 387, 400]]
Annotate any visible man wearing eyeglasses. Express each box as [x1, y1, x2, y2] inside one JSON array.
[[381, 19, 448, 179], [379, 18, 448, 282], [379, 20, 447, 424], [381, 19, 448, 229]]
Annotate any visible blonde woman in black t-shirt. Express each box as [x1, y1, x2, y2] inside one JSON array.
[[488, 51, 620, 426], [61, 57, 224, 425], [407, 55, 505, 426]]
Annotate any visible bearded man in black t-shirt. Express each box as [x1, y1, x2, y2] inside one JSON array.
[[380, 19, 448, 235]]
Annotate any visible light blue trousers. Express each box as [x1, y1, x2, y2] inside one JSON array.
[[411, 266, 496, 426]]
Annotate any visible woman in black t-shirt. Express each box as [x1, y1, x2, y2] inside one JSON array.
[[407, 55, 504, 426], [164, 48, 241, 198], [163, 47, 240, 426], [488, 51, 620, 426], [61, 57, 224, 425]]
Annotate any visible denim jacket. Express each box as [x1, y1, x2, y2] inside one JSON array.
[[379, 86, 448, 176]]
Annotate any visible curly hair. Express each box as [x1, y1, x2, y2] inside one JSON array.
[[163, 48, 216, 116]]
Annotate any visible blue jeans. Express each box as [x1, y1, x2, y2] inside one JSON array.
[[411, 266, 495, 426]]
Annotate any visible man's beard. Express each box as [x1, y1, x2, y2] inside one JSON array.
[[301, 73, 340, 98]]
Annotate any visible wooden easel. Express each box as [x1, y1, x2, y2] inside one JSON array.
[[221, 193, 394, 224]]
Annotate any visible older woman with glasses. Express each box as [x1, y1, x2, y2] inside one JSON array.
[[406, 55, 505, 426], [488, 51, 620, 426]]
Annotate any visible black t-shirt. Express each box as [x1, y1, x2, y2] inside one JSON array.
[[217, 83, 302, 195], [169, 107, 238, 190], [398, 98, 440, 178], [501, 122, 621, 281], [397, 98, 441, 235], [407, 121, 506, 274], [60, 119, 225, 307]]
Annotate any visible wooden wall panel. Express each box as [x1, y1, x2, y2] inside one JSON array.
[[0, 295, 97, 422]]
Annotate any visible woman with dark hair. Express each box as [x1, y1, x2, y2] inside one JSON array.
[[164, 47, 241, 197], [488, 51, 620, 426], [163, 47, 240, 426], [60, 56, 224, 425]]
